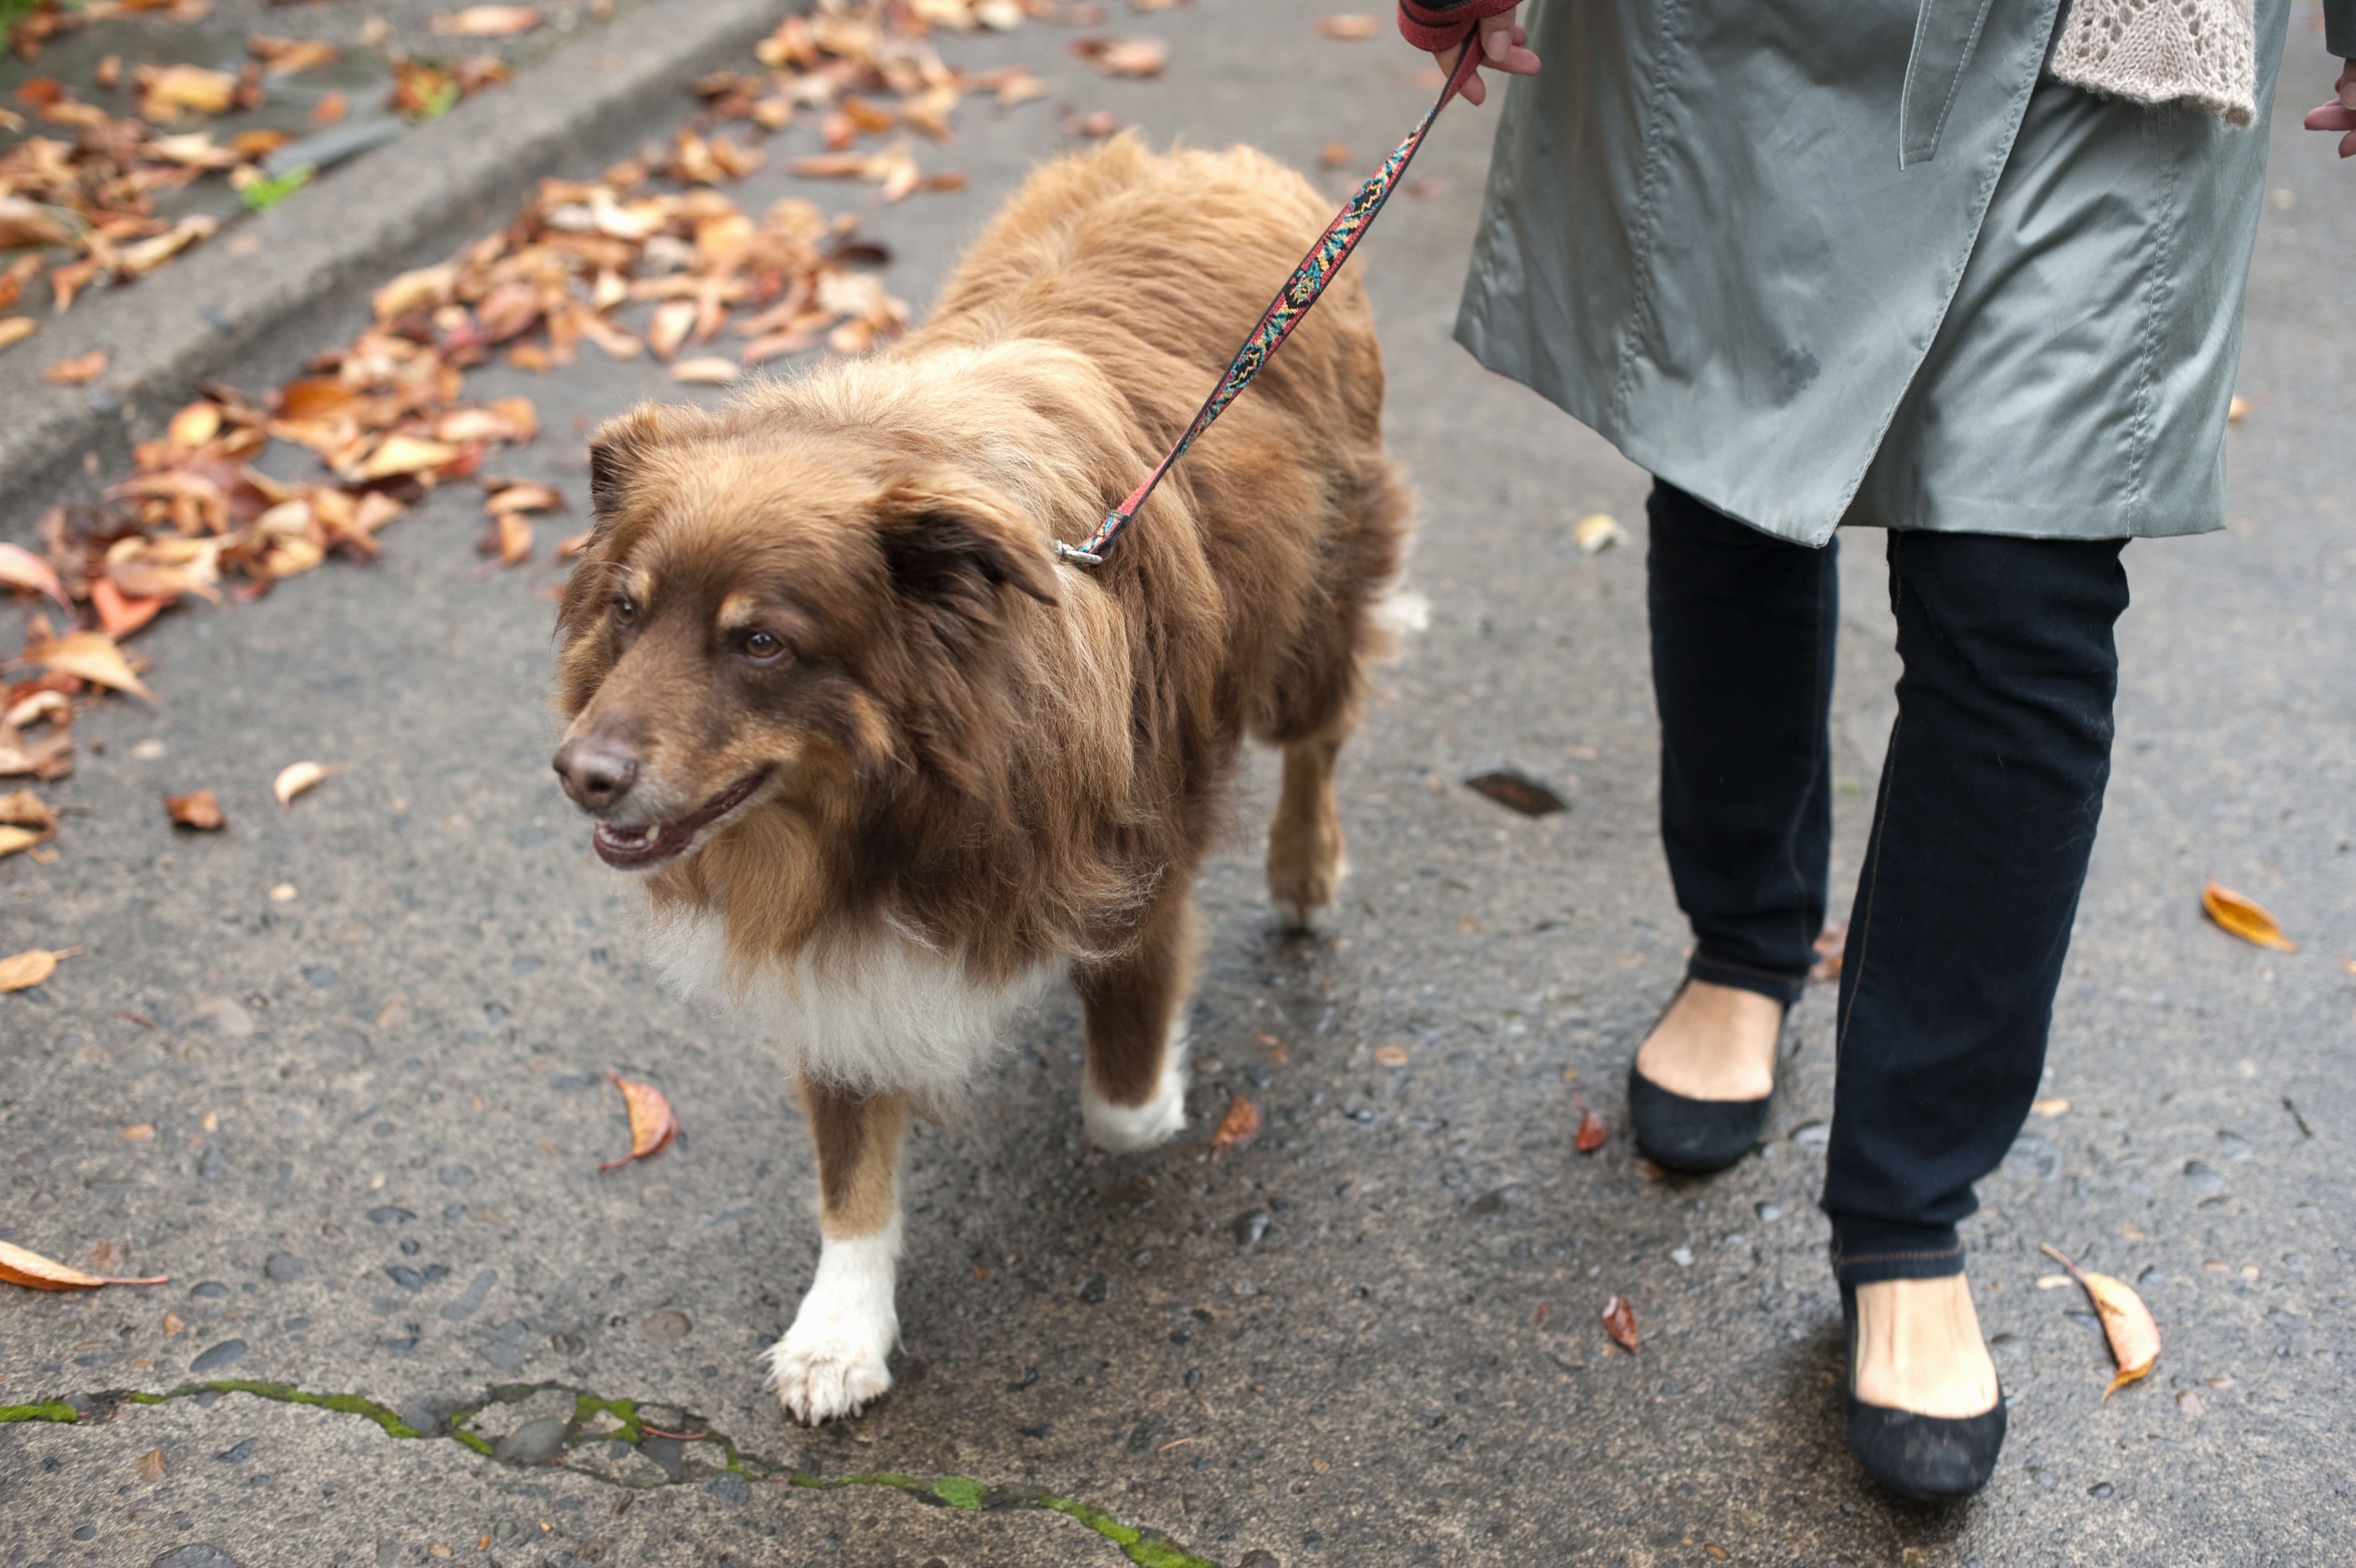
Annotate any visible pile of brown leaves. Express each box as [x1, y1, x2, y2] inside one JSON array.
[[1, 6, 517, 345]]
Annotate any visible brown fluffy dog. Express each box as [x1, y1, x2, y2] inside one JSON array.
[[551, 136, 1412, 1423]]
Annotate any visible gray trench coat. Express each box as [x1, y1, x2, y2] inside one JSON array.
[[1454, 0, 2308, 546]]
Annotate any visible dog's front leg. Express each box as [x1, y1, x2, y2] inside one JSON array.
[[767, 1079, 909, 1424]]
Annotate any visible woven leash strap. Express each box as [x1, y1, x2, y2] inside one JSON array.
[[1055, 41, 1487, 567]]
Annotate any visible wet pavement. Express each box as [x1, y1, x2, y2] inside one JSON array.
[[3, 2, 2353, 1565]]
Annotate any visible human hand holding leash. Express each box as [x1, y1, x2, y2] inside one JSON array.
[[2305, 57, 2356, 158], [1398, 1, 1541, 107]]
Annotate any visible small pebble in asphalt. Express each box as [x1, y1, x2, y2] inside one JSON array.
[[191, 1281, 229, 1299], [494, 1417, 570, 1467], [265, 1253, 307, 1283], [1756, 1202, 1782, 1221], [189, 1340, 246, 1373], [152, 1546, 241, 1568], [368, 1207, 417, 1225], [216, 1438, 258, 1463], [641, 1309, 692, 1341], [1078, 1273, 1110, 1303]]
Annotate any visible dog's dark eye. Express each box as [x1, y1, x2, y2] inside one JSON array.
[[742, 630, 784, 664], [611, 595, 638, 626]]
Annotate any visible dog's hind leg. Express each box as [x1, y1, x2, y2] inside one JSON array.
[[1267, 732, 1348, 930], [1075, 891, 1200, 1152], [768, 1080, 910, 1424]]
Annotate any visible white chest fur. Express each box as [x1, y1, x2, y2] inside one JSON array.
[[643, 908, 1055, 1097]]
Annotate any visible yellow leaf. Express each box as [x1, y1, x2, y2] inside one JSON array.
[[26, 629, 152, 699], [0, 317, 39, 352], [0, 947, 80, 993], [168, 400, 221, 448], [273, 760, 341, 806], [2202, 879, 2295, 952], [1317, 14, 1383, 38], [0, 544, 69, 608], [1573, 513, 1624, 554], [0, 1238, 166, 1290], [432, 6, 543, 36], [0, 824, 39, 858], [2040, 1243, 2160, 1397], [670, 356, 739, 385], [598, 1071, 678, 1170], [359, 435, 462, 481]]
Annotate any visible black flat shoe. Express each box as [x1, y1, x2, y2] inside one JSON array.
[[1624, 980, 1780, 1173], [1842, 1284, 2006, 1501], [1625, 1063, 1772, 1172]]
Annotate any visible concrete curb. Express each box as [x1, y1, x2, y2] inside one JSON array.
[[0, 0, 792, 542]]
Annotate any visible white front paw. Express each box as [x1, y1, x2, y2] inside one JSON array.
[[1082, 1029, 1189, 1153], [768, 1320, 894, 1425], [765, 1223, 900, 1425]]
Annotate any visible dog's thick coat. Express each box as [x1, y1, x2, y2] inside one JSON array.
[[553, 137, 1411, 1422]]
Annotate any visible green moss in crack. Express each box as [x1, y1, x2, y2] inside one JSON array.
[[3, 1378, 1220, 1567], [0, 1402, 81, 1424]]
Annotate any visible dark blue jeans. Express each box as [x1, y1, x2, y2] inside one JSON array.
[[1647, 482, 2129, 1284]]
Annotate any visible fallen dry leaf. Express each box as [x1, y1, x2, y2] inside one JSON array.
[[432, 5, 542, 35], [0, 544, 70, 609], [2227, 393, 2249, 423], [359, 435, 462, 481], [43, 349, 108, 385], [2032, 1096, 2071, 1118], [0, 947, 78, 992], [165, 789, 225, 830], [1371, 1043, 1408, 1067], [0, 1238, 166, 1290], [1319, 141, 1352, 168], [670, 355, 739, 385], [598, 1070, 679, 1171], [138, 1448, 167, 1482], [2040, 1242, 2159, 1397], [0, 317, 38, 352], [137, 64, 237, 122], [1573, 1097, 1608, 1154], [1208, 1094, 1261, 1159], [0, 825, 41, 859], [1602, 1293, 1639, 1352], [25, 628, 152, 699], [1072, 35, 1169, 76], [1573, 512, 1624, 554], [2201, 880, 2295, 952], [0, 790, 57, 833], [167, 400, 221, 448], [1316, 13, 1383, 38], [1462, 766, 1567, 817], [272, 761, 339, 806], [1810, 922, 1847, 982]]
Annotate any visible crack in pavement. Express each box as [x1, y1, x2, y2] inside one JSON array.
[[3, 1380, 1219, 1568]]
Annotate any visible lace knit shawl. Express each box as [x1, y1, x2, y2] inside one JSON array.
[[2049, 0, 2257, 126]]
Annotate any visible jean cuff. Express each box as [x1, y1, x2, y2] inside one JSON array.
[[1685, 952, 1808, 1007], [1828, 1216, 1966, 1285]]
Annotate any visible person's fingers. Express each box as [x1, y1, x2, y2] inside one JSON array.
[[2306, 101, 2356, 131], [1436, 47, 1489, 107]]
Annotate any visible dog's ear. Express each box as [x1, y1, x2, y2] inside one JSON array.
[[876, 476, 1061, 611], [587, 403, 673, 519]]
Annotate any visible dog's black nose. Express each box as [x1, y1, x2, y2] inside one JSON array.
[[554, 736, 638, 811]]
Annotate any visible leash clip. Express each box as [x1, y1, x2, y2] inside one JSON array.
[[1054, 541, 1106, 567]]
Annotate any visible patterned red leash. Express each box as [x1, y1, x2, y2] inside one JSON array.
[[1055, 41, 1486, 566]]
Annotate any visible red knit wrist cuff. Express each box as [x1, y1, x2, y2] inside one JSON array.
[[1397, 0, 1519, 53]]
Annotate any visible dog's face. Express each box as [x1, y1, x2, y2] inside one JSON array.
[[550, 402, 1060, 871]]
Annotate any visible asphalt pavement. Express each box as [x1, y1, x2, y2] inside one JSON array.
[[3, 3, 2352, 1565]]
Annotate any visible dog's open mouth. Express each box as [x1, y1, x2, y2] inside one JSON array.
[[591, 769, 771, 869]]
